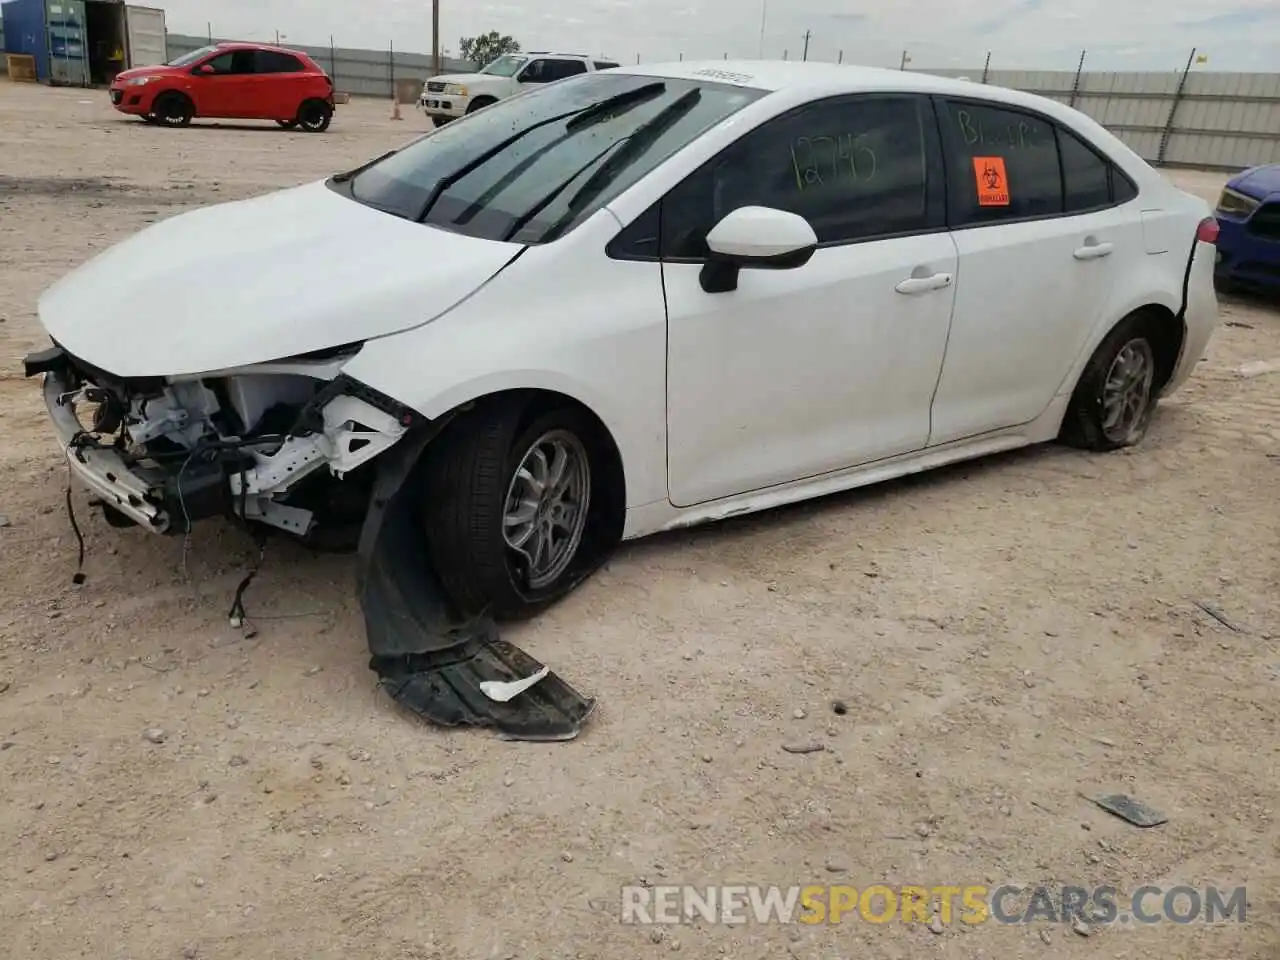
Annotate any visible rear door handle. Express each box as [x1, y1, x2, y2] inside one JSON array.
[[894, 273, 953, 295], [1073, 241, 1114, 260]]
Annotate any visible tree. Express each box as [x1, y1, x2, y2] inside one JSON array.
[[458, 31, 521, 69]]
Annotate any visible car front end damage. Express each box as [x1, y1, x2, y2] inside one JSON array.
[[25, 342, 409, 539], [23, 341, 597, 741]]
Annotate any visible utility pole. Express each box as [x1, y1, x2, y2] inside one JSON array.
[[431, 0, 441, 76], [757, 0, 767, 58], [899, 49, 910, 70], [801, 30, 811, 61]]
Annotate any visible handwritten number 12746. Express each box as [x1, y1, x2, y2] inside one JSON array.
[[790, 134, 877, 190]]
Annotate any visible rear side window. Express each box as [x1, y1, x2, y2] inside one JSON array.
[[256, 50, 304, 73], [660, 95, 944, 256], [1112, 168, 1138, 203], [547, 59, 589, 81], [939, 99, 1063, 224], [1058, 127, 1112, 211]]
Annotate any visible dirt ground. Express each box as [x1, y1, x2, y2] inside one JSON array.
[[1, 82, 1278, 960]]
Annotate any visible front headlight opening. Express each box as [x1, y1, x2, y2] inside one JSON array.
[[1216, 188, 1259, 218]]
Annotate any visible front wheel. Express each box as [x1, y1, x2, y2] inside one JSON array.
[[151, 92, 193, 127], [1060, 314, 1160, 451], [297, 99, 333, 132], [465, 97, 496, 114], [421, 400, 601, 619]]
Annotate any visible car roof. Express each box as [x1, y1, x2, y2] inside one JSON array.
[[215, 41, 309, 56], [605, 59, 1167, 188], [613, 59, 1064, 109]]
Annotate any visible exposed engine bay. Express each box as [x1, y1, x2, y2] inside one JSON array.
[[28, 343, 412, 542]]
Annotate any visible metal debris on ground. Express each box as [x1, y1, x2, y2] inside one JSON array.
[[1090, 793, 1168, 828], [1193, 600, 1243, 633]]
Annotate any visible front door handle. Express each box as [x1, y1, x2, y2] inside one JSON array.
[[895, 273, 953, 295], [1073, 241, 1114, 260]]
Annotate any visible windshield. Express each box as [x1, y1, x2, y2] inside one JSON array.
[[345, 72, 764, 244], [481, 55, 528, 77], [167, 45, 218, 67]]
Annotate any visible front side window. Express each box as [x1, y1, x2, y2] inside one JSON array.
[[660, 95, 943, 257], [481, 55, 527, 77], [344, 72, 765, 244], [519, 59, 551, 83], [940, 99, 1063, 224], [202, 49, 256, 74]]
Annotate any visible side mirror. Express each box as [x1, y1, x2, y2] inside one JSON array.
[[699, 206, 818, 293]]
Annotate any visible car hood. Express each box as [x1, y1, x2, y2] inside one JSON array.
[[113, 65, 176, 82], [428, 72, 483, 86], [38, 179, 521, 378], [1228, 163, 1280, 199]]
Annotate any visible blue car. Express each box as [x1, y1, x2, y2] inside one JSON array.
[[1214, 163, 1280, 293]]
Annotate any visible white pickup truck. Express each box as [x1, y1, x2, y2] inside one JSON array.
[[418, 52, 620, 125]]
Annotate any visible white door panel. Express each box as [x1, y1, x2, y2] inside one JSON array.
[[124, 5, 167, 68], [929, 214, 1123, 443], [927, 96, 1145, 446], [665, 232, 958, 507]]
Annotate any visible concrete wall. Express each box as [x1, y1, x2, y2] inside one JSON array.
[[922, 67, 1280, 170], [165, 32, 475, 98]]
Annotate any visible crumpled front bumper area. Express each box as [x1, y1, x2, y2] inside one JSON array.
[[356, 427, 597, 741], [40, 364, 172, 531]]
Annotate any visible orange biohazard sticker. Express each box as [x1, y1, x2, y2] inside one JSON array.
[[973, 156, 1010, 206]]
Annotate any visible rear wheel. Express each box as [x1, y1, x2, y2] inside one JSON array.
[[1060, 313, 1160, 451], [421, 399, 601, 619], [297, 99, 333, 132], [151, 92, 193, 127]]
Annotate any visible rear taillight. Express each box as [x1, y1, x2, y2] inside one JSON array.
[[1196, 217, 1220, 245]]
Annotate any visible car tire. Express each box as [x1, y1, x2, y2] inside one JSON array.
[[296, 99, 333, 133], [431, 116, 450, 127], [276, 119, 299, 129], [465, 96, 496, 114], [421, 398, 602, 620], [1060, 312, 1161, 452], [152, 92, 193, 127]]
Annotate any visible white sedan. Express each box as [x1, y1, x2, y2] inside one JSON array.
[[27, 60, 1220, 623]]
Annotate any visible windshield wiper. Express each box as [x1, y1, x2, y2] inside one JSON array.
[[539, 88, 703, 242], [332, 149, 398, 183], [500, 140, 630, 242], [412, 81, 667, 224], [447, 85, 670, 228]]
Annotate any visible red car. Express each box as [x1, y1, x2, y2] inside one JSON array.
[[109, 42, 336, 131]]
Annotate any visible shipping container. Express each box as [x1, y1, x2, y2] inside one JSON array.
[[0, 0, 164, 83]]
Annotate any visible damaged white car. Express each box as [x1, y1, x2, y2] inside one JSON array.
[[26, 61, 1219, 734]]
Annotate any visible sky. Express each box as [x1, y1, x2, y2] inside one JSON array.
[[154, 0, 1280, 72]]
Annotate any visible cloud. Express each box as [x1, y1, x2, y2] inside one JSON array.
[[149, 0, 1280, 72]]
